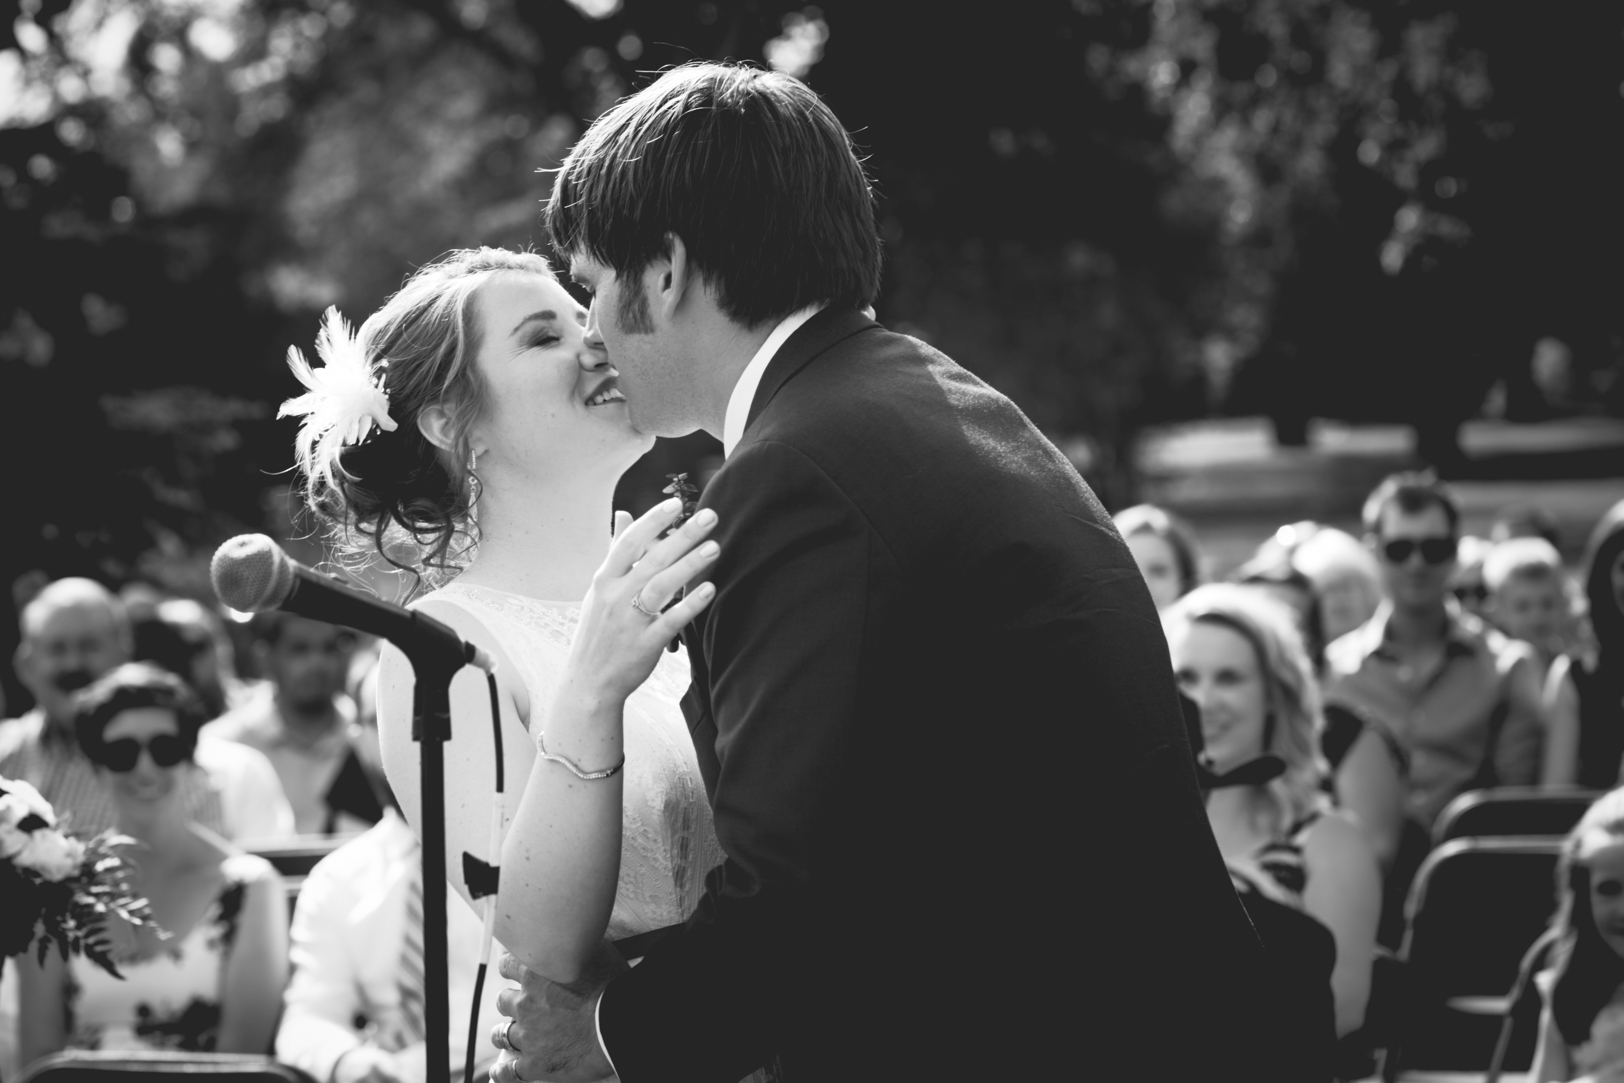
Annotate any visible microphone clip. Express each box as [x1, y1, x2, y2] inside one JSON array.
[[462, 853, 500, 900]]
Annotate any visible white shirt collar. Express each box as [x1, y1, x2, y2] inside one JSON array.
[[721, 304, 823, 458]]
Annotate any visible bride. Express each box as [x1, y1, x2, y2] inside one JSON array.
[[284, 247, 724, 1047]]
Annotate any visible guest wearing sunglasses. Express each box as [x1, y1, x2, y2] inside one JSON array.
[[15, 663, 288, 1068], [1325, 473, 1546, 936]]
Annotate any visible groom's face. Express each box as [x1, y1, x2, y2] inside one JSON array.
[[571, 255, 690, 437]]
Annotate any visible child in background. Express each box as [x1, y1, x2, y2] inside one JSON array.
[[1484, 536, 1572, 673], [1533, 787, 1624, 1082], [1452, 536, 1494, 622]]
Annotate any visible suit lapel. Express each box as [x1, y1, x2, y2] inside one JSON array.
[[682, 308, 874, 801], [743, 306, 878, 436]]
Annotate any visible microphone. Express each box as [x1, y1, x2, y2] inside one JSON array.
[[210, 534, 493, 672]]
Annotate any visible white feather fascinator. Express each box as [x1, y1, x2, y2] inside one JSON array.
[[278, 306, 398, 492]]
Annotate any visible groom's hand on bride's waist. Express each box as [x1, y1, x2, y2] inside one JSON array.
[[492, 945, 624, 1083]]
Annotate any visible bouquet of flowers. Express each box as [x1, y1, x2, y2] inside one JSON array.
[[0, 775, 157, 980]]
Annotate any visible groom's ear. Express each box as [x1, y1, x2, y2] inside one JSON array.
[[656, 232, 694, 321]]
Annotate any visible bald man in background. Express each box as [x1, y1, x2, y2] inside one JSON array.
[[0, 577, 296, 1080], [0, 577, 293, 840]]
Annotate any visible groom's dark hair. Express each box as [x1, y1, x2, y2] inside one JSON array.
[[544, 62, 882, 328]]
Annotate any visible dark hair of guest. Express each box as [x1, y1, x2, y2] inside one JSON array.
[[1361, 470, 1462, 538], [544, 61, 883, 328], [72, 662, 208, 766], [1550, 787, 1624, 1047]]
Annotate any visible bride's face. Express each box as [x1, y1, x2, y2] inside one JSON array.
[[467, 272, 654, 481]]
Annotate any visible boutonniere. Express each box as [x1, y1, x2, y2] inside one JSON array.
[[663, 472, 699, 531], [662, 472, 702, 652]]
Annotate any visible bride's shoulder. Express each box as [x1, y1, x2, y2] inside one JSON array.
[[377, 583, 538, 719], [418, 582, 578, 648]]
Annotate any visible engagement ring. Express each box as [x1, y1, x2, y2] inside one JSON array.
[[630, 592, 659, 618]]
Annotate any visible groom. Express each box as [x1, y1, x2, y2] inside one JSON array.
[[495, 63, 1278, 1082]]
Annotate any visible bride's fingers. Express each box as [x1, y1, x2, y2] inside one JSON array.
[[611, 509, 633, 540], [601, 498, 683, 577], [652, 581, 715, 634], [632, 507, 718, 580], [638, 540, 720, 610]]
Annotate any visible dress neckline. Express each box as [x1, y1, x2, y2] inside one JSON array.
[[438, 580, 581, 611]]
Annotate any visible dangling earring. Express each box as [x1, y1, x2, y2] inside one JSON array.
[[466, 447, 480, 520]]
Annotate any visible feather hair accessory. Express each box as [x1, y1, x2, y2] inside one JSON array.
[[278, 305, 398, 491]]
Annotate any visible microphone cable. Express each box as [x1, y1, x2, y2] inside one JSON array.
[[465, 668, 505, 1083]]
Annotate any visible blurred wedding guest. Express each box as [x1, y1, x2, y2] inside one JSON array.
[[1492, 502, 1563, 550], [1542, 501, 1624, 791], [1293, 527, 1413, 877], [1166, 585, 1380, 1059], [131, 595, 257, 719], [276, 807, 505, 1083], [17, 663, 288, 1063], [1, 578, 292, 842], [1451, 535, 1494, 621], [1530, 786, 1624, 1082], [1113, 503, 1201, 611], [1326, 472, 1546, 835], [1320, 697, 1410, 878], [344, 639, 385, 781], [1484, 535, 1572, 671], [205, 612, 387, 837], [1293, 527, 1383, 645], [1234, 552, 1327, 672]]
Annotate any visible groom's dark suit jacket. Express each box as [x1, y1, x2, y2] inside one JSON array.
[[599, 308, 1279, 1081]]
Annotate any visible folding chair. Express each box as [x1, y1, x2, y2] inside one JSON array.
[[15, 1052, 314, 1083], [1432, 788, 1601, 847], [1379, 836, 1562, 1080], [242, 837, 347, 879], [245, 837, 345, 927], [1485, 928, 1561, 1083]]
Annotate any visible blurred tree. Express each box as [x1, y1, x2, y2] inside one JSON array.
[[0, 0, 1209, 622], [1124, 0, 1624, 460], [5, 0, 1617, 714]]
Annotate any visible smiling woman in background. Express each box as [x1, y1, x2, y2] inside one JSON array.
[[1164, 584, 1381, 1077], [16, 663, 287, 1067]]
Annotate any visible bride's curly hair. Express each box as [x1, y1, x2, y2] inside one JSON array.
[[294, 247, 555, 596]]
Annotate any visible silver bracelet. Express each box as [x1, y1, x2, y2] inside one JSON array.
[[536, 732, 624, 781]]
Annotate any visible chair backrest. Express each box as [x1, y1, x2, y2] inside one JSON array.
[[243, 836, 347, 879], [1388, 836, 1563, 1073], [16, 1052, 315, 1083], [1433, 787, 1602, 847], [1487, 927, 1562, 1082]]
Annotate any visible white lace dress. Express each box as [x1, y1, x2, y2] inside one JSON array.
[[407, 582, 724, 942]]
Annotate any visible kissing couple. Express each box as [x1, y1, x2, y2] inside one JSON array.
[[284, 62, 1281, 1083]]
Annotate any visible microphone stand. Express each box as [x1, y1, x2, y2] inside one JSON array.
[[401, 613, 482, 1083]]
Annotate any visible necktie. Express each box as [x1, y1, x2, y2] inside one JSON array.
[[398, 867, 427, 1045]]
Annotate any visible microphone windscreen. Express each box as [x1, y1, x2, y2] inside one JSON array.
[[211, 534, 296, 613]]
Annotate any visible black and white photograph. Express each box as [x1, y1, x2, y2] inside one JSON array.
[[2, 2, 1623, 1081]]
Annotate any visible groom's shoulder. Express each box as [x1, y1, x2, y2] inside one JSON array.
[[759, 324, 1074, 483], [736, 324, 1113, 549], [765, 325, 1004, 437]]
